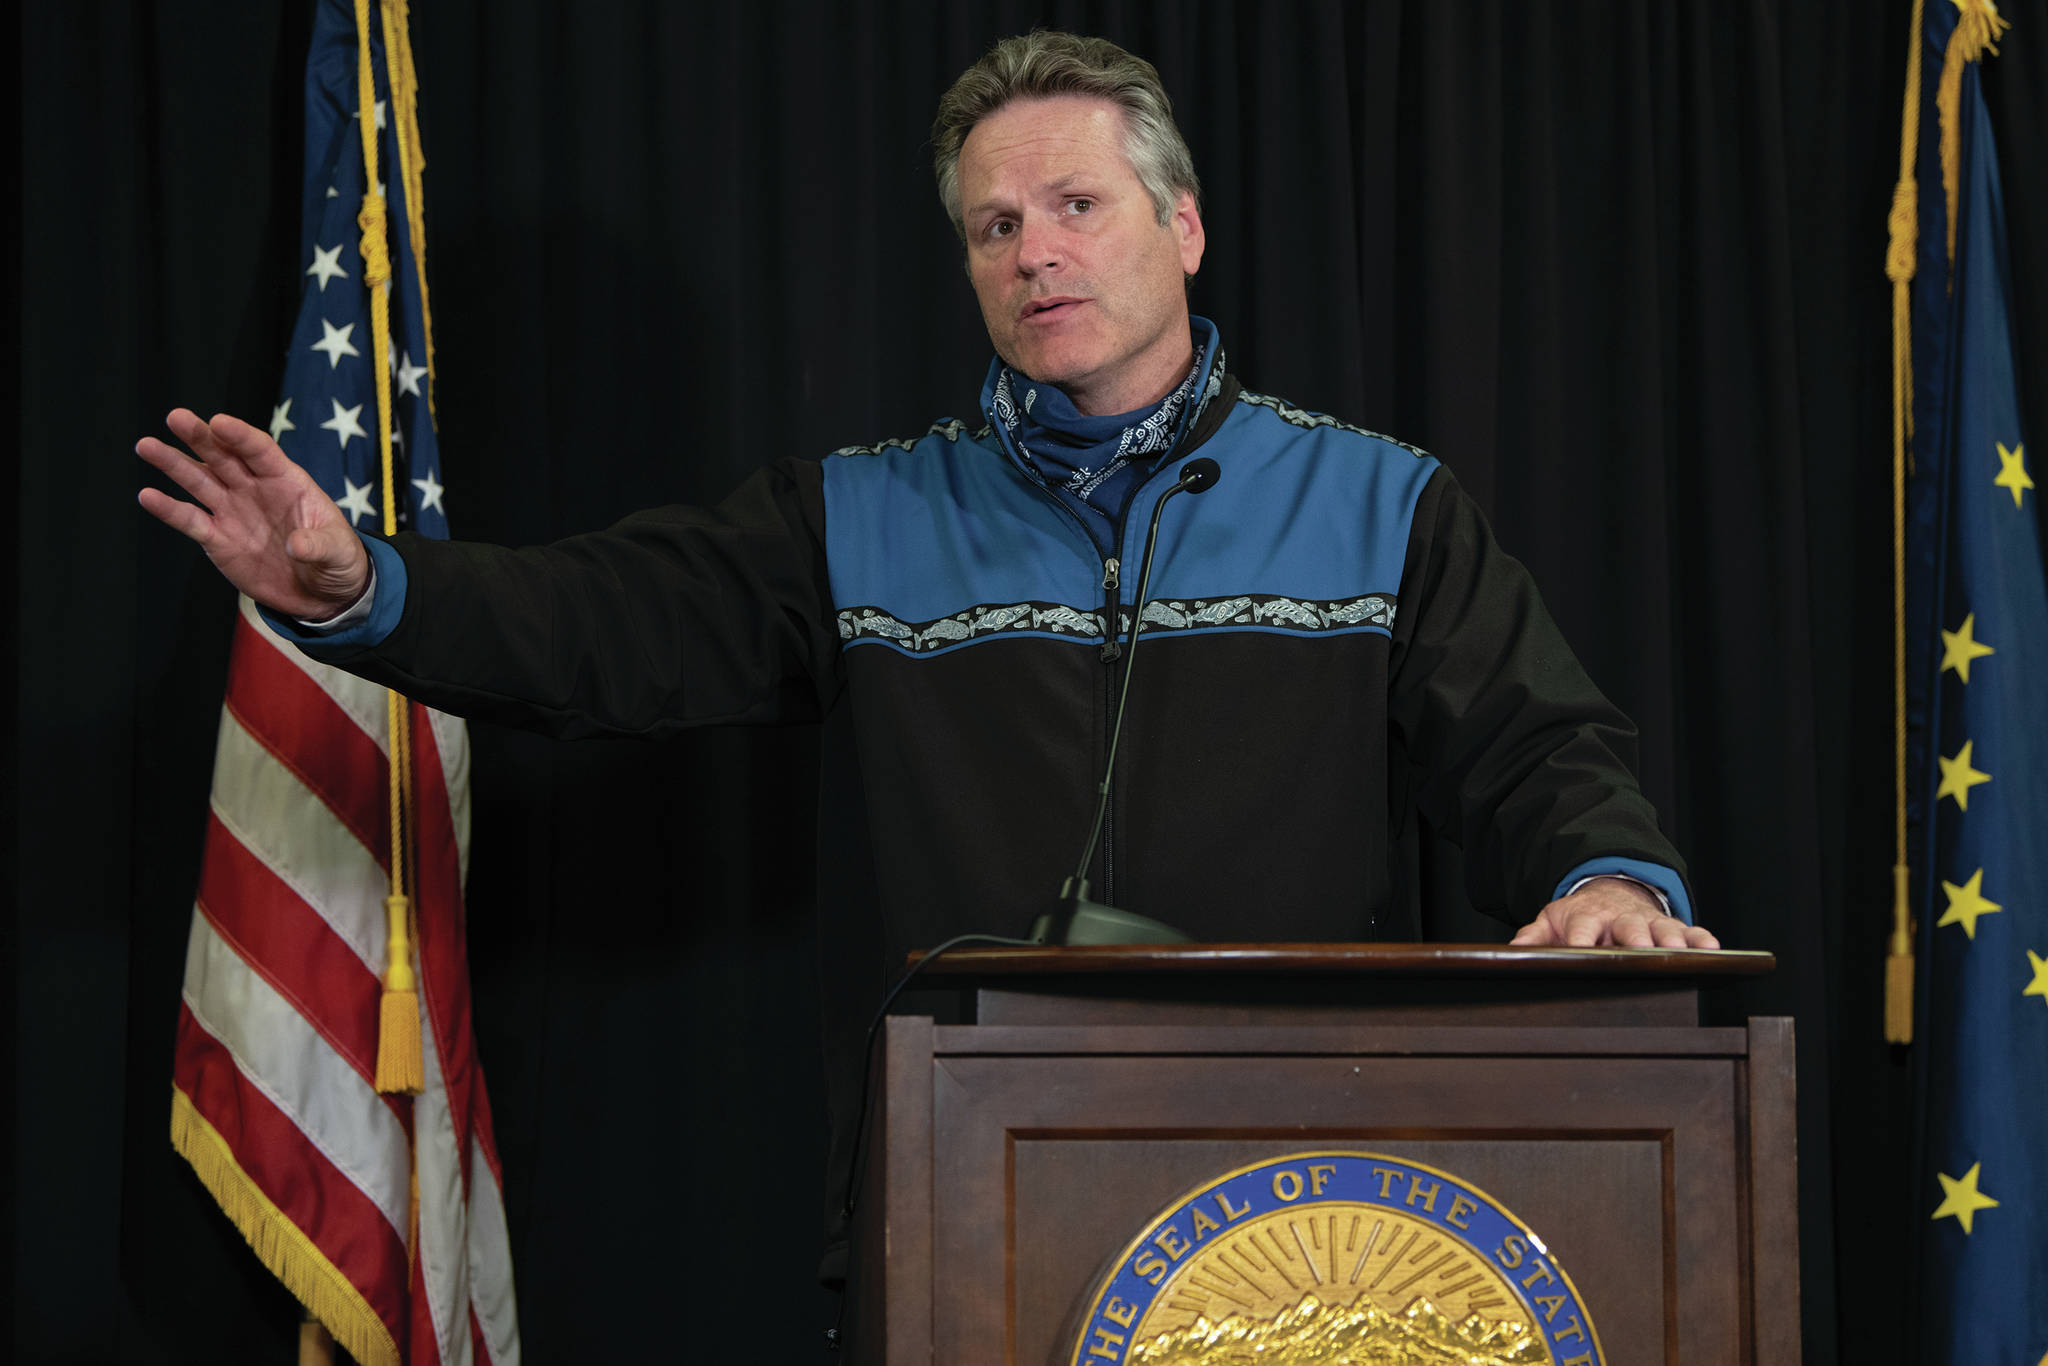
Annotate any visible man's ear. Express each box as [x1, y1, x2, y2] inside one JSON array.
[[1173, 190, 1205, 277]]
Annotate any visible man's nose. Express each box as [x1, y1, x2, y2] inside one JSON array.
[[1013, 213, 1064, 274]]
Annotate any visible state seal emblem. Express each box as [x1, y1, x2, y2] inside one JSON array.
[[1068, 1151, 1603, 1365]]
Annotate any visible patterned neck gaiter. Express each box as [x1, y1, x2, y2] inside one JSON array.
[[990, 320, 1223, 554]]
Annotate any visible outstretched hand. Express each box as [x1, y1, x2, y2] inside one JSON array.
[[1509, 877, 1721, 949], [137, 409, 371, 619]]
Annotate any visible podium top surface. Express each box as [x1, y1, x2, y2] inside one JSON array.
[[910, 943, 1775, 979]]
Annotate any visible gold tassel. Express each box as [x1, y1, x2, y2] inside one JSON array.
[[1886, 864, 1916, 1044], [375, 892, 424, 1094]]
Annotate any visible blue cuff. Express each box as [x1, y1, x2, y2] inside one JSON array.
[[1552, 857, 1693, 925], [257, 534, 409, 651]]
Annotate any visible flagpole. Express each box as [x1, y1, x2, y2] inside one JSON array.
[[1884, 0, 1927, 1045], [298, 1311, 336, 1366]]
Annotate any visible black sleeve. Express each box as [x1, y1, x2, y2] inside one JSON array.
[[1386, 466, 1690, 918], [314, 457, 842, 739]]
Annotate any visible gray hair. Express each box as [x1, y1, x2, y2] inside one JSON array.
[[932, 32, 1201, 242]]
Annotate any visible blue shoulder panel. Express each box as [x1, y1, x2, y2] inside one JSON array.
[[821, 395, 1440, 656], [822, 421, 1102, 627], [1132, 397, 1437, 611]]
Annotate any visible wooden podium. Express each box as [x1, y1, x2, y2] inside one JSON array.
[[842, 944, 1794, 1365]]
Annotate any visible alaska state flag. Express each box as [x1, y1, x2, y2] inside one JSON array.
[[1904, 3, 2048, 1362]]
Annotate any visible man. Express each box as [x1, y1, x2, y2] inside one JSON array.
[[139, 28, 1712, 1266], [140, 30, 1711, 952]]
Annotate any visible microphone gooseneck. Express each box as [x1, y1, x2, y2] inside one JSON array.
[[842, 457, 1225, 1346], [1035, 457, 1222, 944]]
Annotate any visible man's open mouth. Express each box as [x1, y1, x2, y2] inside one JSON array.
[[1024, 298, 1084, 319]]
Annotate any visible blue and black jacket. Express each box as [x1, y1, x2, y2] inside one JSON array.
[[298, 335, 1689, 1269], [313, 340, 1686, 939]]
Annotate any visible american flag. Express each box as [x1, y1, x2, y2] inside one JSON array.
[[168, 3, 519, 1362]]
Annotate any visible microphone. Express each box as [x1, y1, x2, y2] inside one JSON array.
[[838, 457, 1220, 1335], [1032, 457, 1222, 945], [1179, 456, 1220, 492]]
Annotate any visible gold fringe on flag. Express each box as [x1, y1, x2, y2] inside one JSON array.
[[353, 0, 425, 1096], [170, 1088, 400, 1366]]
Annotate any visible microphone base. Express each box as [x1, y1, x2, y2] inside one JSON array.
[[1031, 881, 1193, 946]]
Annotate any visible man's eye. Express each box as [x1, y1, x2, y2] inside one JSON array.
[[987, 220, 1016, 239], [1067, 199, 1093, 214]]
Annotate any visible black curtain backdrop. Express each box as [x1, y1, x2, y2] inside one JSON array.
[[15, 1, 2048, 1362]]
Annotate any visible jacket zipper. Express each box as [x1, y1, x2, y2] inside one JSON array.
[[1096, 466, 1177, 904], [1099, 555, 1122, 902], [996, 432, 1184, 906], [1100, 558, 1123, 662]]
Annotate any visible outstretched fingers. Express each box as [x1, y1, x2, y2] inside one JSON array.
[[157, 408, 288, 493], [152, 407, 263, 499], [136, 484, 215, 545], [205, 410, 294, 479], [136, 410, 288, 551], [137, 433, 224, 503], [163, 407, 227, 464], [135, 435, 230, 551]]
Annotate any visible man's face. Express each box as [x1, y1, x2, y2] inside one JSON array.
[[957, 95, 1205, 417]]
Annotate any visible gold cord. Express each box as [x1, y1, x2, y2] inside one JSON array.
[[355, 0, 423, 1095], [379, 0, 439, 420], [1884, 0, 1927, 1045]]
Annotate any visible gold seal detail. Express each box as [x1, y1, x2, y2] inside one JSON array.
[[1131, 1203, 1543, 1363], [1069, 1153, 1602, 1366]]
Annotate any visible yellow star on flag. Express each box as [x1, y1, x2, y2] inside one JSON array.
[[1931, 1161, 1999, 1234], [1937, 869, 2003, 938], [1939, 613, 1996, 683], [1936, 740, 1991, 810], [1994, 441, 2033, 509], [2024, 951, 2048, 1006]]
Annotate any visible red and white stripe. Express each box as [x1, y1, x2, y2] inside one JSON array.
[[174, 598, 521, 1364]]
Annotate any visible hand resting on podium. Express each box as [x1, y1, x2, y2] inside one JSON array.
[[1511, 876, 1720, 949]]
